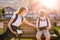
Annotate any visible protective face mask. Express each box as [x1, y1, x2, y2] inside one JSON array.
[[40, 16, 46, 20], [23, 13, 27, 17]]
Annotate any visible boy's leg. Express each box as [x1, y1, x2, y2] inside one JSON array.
[[15, 34, 21, 40], [10, 38, 15, 40], [43, 30, 50, 40], [36, 31, 42, 40]]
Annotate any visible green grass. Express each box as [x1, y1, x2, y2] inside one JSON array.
[[20, 38, 35, 40], [20, 38, 34, 40], [0, 28, 4, 35], [5, 38, 35, 40]]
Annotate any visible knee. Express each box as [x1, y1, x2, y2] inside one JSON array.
[[45, 36, 50, 40], [36, 35, 41, 40], [10, 38, 15, 40], [36, 36, 40, 40]]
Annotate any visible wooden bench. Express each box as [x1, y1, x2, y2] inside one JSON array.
[[19, 25, 58, 40], [3, 17, 58, 40]]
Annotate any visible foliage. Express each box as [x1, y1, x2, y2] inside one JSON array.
[[54, 27, 60, 39], [1, 7, 6, 17], [0, 7, 6, 18]]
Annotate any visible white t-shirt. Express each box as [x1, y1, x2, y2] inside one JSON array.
[[36, 17, 51, 27], [39, 19, 48, 27], [11, 14, 25, 27]]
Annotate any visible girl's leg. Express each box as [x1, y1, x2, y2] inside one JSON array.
[[10, 38, 15, 40], [16, 38, 20, 40]]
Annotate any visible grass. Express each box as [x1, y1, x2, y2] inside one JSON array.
[[20, 39, 34, 40], [4, 38, 35, 40], [0, 28, 4, 35], [20, 38, 35, 40]]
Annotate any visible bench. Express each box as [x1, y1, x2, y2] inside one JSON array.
[[19, 26, 58, 40], [3, 17, 58, 40]]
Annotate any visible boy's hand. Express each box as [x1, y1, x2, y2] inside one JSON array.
[[36, 27, 40, 31], [46, 27, 51, 30]]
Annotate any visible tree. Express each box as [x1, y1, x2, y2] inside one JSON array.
[[1, 7, 6, 17]]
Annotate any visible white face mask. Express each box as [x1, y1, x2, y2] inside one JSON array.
[[23, 13, 27, 17], [40, 16, 46, 20]]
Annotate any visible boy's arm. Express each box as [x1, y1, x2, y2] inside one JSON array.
[[46, 18, 51, 30], [36, 19, 39, 31]]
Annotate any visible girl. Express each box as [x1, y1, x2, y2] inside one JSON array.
[[7, 7, 35, 40]]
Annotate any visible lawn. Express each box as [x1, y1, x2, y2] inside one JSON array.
[[4, 38, 35, 40], [0, 28, 4, 35], [20, 38, 35, 40]]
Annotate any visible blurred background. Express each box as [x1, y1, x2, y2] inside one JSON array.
[[0, 0, 60, 40]]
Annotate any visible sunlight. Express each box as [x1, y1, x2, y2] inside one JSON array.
[[40, 0, 57, 8]]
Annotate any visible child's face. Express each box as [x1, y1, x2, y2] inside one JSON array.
[[21, 9, 28, 17], [39, 11, 46, 17]]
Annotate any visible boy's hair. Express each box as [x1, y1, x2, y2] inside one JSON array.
[[39, 9, 46, 14]]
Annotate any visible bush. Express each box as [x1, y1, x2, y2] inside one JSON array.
[[54, 27, 60, 39], [1, 7, 6, 17], [0, 7, 6, 21]]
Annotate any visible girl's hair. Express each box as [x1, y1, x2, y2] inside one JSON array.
[[14, 7, 28, 14]]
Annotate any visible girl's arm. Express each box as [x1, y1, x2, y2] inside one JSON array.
[[23, 20, 36, 27], [22, 18, 36, 28], [7, 17, 17, 35]]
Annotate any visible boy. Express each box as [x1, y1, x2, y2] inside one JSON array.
[[36, 9, 51, 40]]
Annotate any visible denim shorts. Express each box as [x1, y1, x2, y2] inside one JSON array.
[[4, 25, 22, 38], [36, 30, 50, 37]]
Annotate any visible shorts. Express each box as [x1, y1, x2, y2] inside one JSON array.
[[4, 25, 22, 38], [36, 30, 50, 37]]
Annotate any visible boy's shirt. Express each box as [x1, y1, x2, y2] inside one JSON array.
[[39, 20, 48, 27], [36, 17, 51, 28]]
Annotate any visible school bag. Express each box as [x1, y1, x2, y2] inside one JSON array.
[[38, 18, 49, 30], [11, 14, 23, 34], [11, 14, 23, 25]]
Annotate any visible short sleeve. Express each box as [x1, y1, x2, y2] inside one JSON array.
[[11, 14, 16, 19]]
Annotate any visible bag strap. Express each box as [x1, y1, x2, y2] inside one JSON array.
[[38, 18, 40, 27], [38, 18, 49, 27], [12, 14, 18, 24], [12, 14, 24, 24], [21, 17, 23, 22], [46, 18, 49, 27]]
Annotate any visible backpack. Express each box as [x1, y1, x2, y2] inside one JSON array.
[[38, 18, 49, 30], [11, 14, 23, 25], [38, 18, 49, 27]]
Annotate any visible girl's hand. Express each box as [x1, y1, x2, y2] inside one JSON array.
[[12, 31, 17, 35]]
